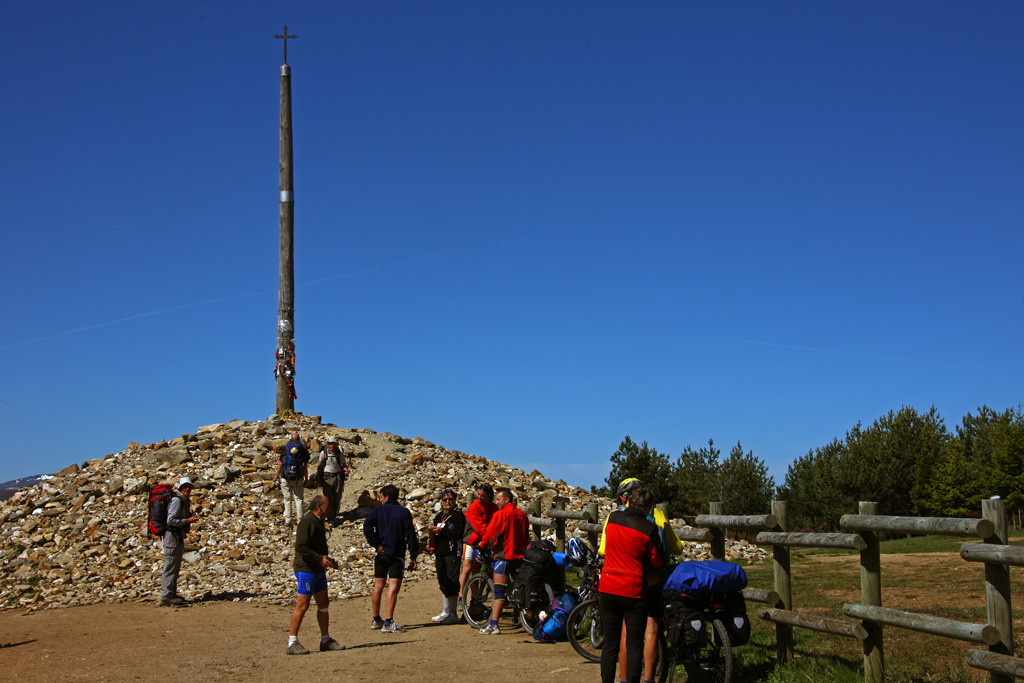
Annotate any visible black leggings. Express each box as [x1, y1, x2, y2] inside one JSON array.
[[435, 553, 460, 596], [599, 592, 648, 683]]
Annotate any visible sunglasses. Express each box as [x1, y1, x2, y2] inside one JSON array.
[[441, 496, 455, 501]]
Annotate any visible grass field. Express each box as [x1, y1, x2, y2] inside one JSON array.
[[724, 535, 1024, 682]]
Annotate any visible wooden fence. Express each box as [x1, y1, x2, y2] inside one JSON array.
[[519, 496, 1024, 682]]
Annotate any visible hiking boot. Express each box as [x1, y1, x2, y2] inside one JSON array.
[[478, 623, 501, 635], [287, 641, 310, 655], [381, 621, 406, 633], [319, 637, 345, 651], [438, 612, 459, 625], [159, 596, 186, 607], [431, 611, 451, 623], [370, 616, 385, 630]]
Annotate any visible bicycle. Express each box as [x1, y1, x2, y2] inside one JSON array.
[[462, 550, 555, 632], [565, 546, 604, 662], [661, 591, 739, 683]]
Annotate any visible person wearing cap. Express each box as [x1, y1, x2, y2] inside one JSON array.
[[600, 477, 684, 683], [317, 439, 349, 527], [160, 477, 200, 606], [287, 494, 345, 654], [458, 482, 498, 614], [428, 489, 466, 624]]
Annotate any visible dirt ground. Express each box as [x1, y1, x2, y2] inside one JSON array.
[[0, 577, 598, 682]]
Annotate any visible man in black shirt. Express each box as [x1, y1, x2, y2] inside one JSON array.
[[287, 495, 345, 654]]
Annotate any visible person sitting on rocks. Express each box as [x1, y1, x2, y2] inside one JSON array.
[[273, 434, 310, 526], [363, 484, 419, 633], [161, 477, 200, 607], [288, 494, 345, 655], [427, 488, 466, 625], [316, 439, 349, 527]]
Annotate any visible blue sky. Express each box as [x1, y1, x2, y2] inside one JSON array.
[[2, 1, 1022, 491]]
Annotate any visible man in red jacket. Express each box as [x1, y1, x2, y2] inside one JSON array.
[[477, 487, 529, 635], [598, 485, 664, 683]]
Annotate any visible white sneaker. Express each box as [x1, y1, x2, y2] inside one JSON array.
[[478, 623, 501, 635], [438, 612, 459, 625], [381, 621, 406, 633], [431, 611, 451, 623]]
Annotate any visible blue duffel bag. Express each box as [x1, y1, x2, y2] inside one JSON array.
[[660, 560, 747, 594]]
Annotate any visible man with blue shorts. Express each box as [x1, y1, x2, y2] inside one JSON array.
[[287, 494, 345, 654]]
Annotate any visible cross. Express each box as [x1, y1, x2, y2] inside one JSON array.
[[274, 25, 297, 64]]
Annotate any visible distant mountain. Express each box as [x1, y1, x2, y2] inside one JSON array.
[[0, 474, 50, 500]]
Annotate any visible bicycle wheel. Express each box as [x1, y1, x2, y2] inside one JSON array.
[[682, 617, 733, 683], [462, 573, 494, 629], [518, 582, 556, 632], [567, 597, 603, 663]]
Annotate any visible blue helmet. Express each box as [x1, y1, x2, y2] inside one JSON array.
[[567, 537, 587, 565]]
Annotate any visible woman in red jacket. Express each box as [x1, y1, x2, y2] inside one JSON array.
[[598, 485, 665, 683]]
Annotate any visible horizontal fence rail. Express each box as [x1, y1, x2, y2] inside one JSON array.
[[760, 608, 868, 640], [756, 531, 867, 551], [966, 650, 1024, 678], [961, 543, 1024, 566], [840, 514, 995, 539], [843, 602, 1000, 645]]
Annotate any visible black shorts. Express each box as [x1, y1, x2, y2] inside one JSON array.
[[374, 554, 405, 580], [642, 584, 665, 620]]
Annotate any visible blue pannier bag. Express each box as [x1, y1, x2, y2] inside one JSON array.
[[532, 592, 578, 642], [660, 560, 747, 594]]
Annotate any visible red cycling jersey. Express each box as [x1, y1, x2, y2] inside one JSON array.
[[479, 503, 530, 562], [598, 507, 665, 599], [464, 497, 498, 547]]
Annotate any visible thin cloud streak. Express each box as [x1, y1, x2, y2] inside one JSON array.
[[1, 292, 263, 350], [727, 339, 983, 370]]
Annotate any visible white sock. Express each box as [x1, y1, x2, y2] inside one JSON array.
[[444, 595, 455, 613], [289, 636, 297, 646]]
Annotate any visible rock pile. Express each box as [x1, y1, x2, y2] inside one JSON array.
[[0, 414, 769, 611]]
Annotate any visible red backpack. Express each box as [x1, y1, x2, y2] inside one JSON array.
[[148, 484, 177, 537]]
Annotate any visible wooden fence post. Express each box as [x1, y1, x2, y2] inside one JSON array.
[[983, 497, 1013, 683], [529, 498, 543, 541], [554, 496, 566, 552], [709, 501, 725, 561], [772, 500, 794, 663], [859, 501, 884, 682], [586, 502, 599, 552]]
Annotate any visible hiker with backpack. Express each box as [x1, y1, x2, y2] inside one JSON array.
[[158, 477, 200, 606], [287, 494, 345, 654], [273, 433, 310, 527], [316, 439, 349, 527]]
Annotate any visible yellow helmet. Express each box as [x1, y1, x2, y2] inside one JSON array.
[[616, 477, 643, 497]]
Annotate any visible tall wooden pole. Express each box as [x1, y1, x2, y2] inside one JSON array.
[[274, 27, 296, 415]]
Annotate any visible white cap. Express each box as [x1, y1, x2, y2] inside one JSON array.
[[178, 477, 194, 489]]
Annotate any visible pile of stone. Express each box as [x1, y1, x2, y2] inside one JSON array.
[[0, 413, 769, 611]]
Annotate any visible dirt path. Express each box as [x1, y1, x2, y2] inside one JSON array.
[[0, 577, 598, 682]]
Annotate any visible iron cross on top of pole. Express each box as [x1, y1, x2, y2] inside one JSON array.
[[274, 25, 296, 64]]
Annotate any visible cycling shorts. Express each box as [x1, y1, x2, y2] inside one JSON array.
[[492, 558, 522, 577], [462, 544, 478, 562], [374, 553, 405, 580], [295, 571, 328, 595]]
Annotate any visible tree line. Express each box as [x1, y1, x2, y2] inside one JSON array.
[[596, 404, 1024, 531]]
